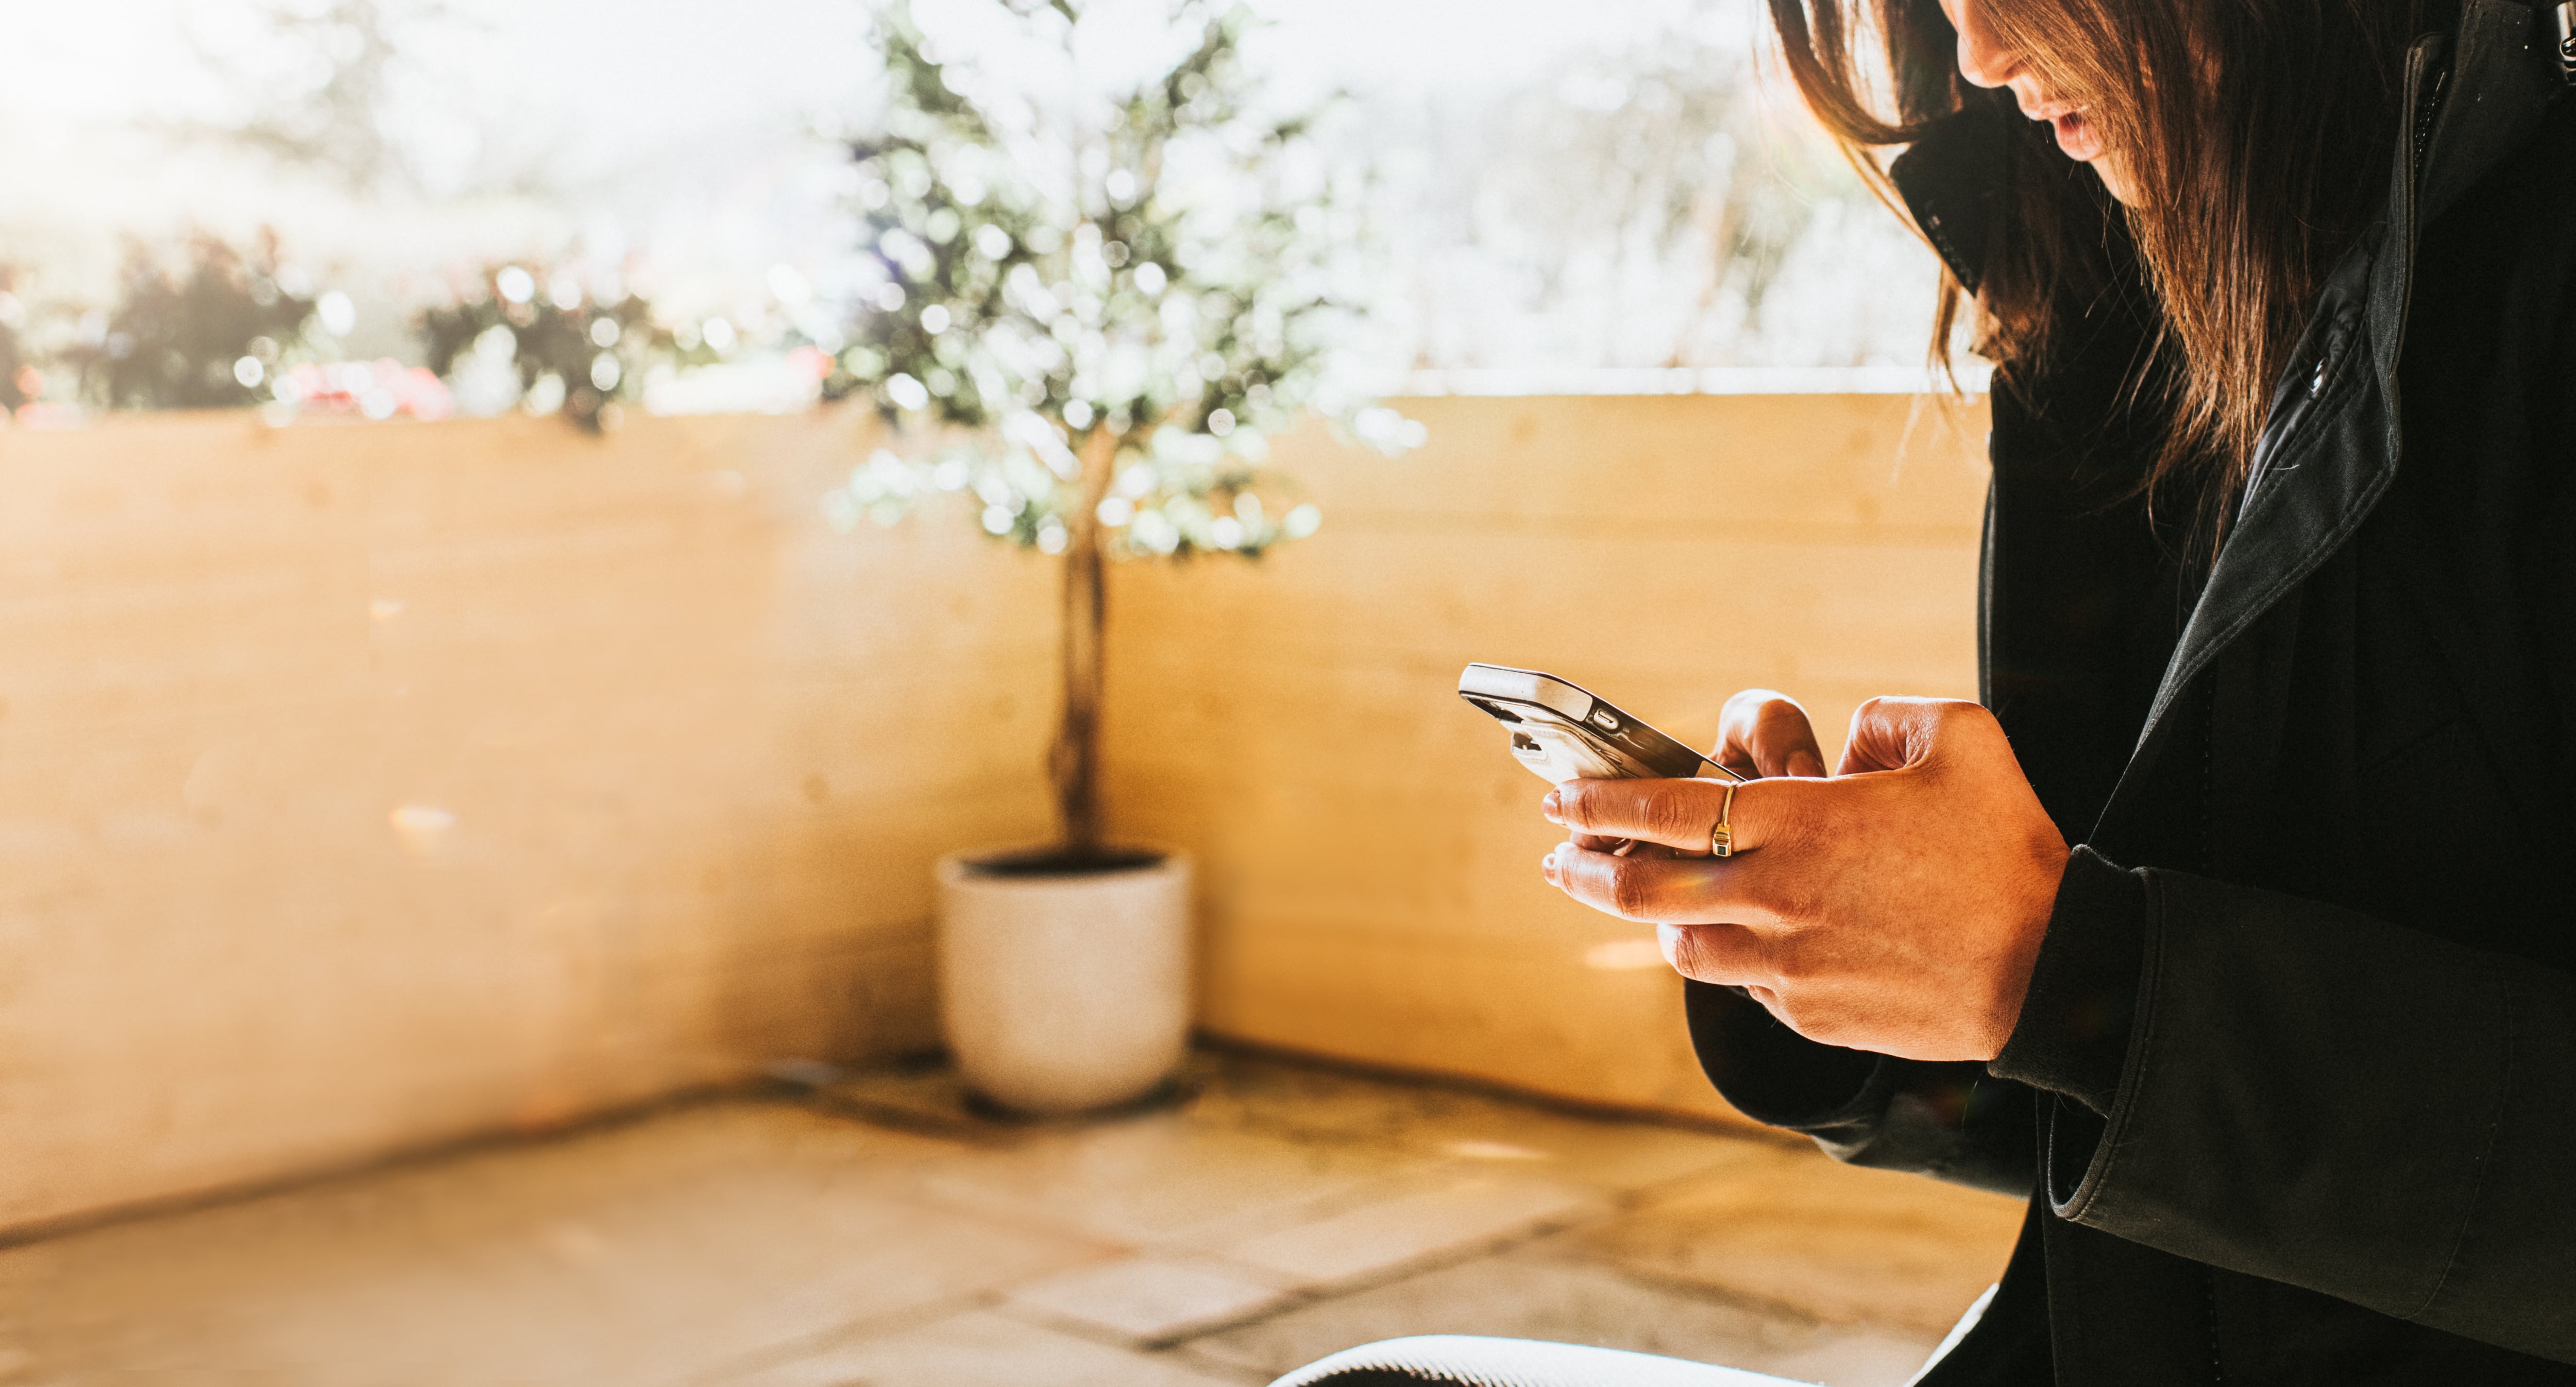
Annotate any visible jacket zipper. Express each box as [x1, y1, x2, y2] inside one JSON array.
[[2238, 41, 2447, 517], [2413, 63, 2450, 171]]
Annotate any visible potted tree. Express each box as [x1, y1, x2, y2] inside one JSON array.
[[827, 0, 1417, 1114]]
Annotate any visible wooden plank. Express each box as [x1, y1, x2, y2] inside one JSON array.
[[1099, 393, 1990, 1122], [1258, 393, 1990, 534]]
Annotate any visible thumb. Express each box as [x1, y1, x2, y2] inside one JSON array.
[[1836, 696, 1986, 775]]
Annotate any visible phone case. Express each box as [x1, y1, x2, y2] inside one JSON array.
[[1456, 663, 1738, 784]]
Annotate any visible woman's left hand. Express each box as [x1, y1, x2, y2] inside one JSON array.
[[1539, 696, 2071, 1062]]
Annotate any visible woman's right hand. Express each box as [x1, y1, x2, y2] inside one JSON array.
[[1711, 689, 1827, 779]]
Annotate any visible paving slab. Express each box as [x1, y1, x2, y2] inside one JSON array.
[[0, 1103, 1110, 1387], [904, 1116, 1438, 1251], [1173, 1055, 1773, 1195], [1565, 1148, 2025, 1333], [1003, 1253, 1297, 1344], [841, 1052, 1768, 1262], [1224, 1173, 1606, 1287]]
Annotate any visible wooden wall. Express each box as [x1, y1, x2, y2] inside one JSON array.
[[1106, 395, 1990, 1119], [0, 395, 1987, 1235], [0, 412, 1056, 1235]]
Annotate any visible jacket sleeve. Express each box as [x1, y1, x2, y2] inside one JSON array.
[[1685, 980, 2037, 1197], [1995, 847, 2576, 1363]]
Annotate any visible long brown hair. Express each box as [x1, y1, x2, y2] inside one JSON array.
[[1774, 0, 2447, 528]]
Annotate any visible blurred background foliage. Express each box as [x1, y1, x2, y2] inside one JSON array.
[[61, 233, 319, 412], [821, 0, 1412, 562], [0, 0, 1944, 426], [189, 0, 421, 196], [0, 269, 43, 413], [420, 264, 674, 431], [1401, 31, 1866, 367]]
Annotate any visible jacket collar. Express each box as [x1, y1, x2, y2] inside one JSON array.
[[1890, 99, 2007, 296]]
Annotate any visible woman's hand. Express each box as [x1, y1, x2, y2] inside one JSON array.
[[1568, 689, 1825, 855], [1539, 696, 2070, 1062], [1711, 688, 1830, 779]]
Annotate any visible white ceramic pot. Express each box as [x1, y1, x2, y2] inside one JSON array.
[[934, 847, 1193, 1115]]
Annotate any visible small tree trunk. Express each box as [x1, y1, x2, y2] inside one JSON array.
[[1049, 428, 1122, 861]]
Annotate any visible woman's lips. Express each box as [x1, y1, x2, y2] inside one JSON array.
[[2018, 93, 2105, 162], [2048, 109, 2105, 162]]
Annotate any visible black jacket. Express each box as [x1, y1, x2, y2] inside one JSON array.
[[1685, 4, 2576, 1381]]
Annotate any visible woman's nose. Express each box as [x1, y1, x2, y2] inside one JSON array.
[[1947, 0, 2022, 89]]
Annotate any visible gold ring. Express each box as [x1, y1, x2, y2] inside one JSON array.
[[1710, 780, 1738, 858]]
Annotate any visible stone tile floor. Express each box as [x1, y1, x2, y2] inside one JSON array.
[[0, 1051, 2026, 1386]]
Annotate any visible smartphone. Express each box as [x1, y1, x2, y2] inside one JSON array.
[[1458, 663, 1744, 785]]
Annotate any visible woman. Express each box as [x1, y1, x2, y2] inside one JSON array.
[[1278, 0, 2576, 1381]]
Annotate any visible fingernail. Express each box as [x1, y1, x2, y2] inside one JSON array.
[[1540, 850, 1557, 879], [1540, 790, 1561, 821]]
